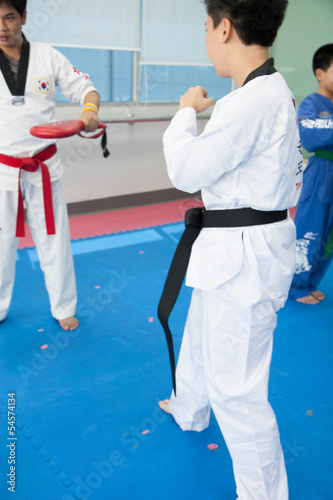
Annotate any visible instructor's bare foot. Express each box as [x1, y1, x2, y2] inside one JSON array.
[[310, 290, 325, 301], [159, 399, 171, 414], [296, 295, 319, 305], [59, 316, 79, 331]]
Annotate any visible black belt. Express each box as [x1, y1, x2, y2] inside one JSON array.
[[157, 207, 288, 395]]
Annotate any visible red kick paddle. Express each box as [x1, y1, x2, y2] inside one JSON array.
[[30, 120, 107, 139]]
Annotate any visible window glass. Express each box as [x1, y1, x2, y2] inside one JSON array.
[[56, 47, 227, 104], [24, 0, 141, 50], [55, 48, 133, 103], [140, 65, 231, 103]]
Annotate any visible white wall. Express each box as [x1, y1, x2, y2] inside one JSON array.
[[56, 103, 209, 206], [59, 121, 171, 204]]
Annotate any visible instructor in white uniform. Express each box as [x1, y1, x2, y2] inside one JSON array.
[[0, 0, 100, 330], [159, 1, 302, 499]]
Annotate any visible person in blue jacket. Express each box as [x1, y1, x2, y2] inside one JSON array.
[[289, 44, 333, 304]]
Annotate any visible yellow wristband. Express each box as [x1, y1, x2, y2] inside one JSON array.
[[84, 102, 98, 110], [83, 106, 98, 114]]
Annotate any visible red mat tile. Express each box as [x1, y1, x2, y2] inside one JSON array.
[[17, 200, 296, 250], [17, 198, 203, 249]]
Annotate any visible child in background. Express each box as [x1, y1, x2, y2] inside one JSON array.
[[289, 43, 333, 304]]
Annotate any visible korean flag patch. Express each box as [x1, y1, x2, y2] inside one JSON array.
[[35, 78, 52, 94]]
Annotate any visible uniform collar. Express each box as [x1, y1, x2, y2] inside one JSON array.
[[0, 34, 30, 96], [242, 57, 277, 87]]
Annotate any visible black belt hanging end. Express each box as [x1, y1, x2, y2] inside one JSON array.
[[157, 206, 287, 396], [101, 129, 110, 158], [157, 208, 204, 396], [157, 305, 177, 396]]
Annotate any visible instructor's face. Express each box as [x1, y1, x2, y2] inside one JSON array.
[[0, 4, 26, 55]]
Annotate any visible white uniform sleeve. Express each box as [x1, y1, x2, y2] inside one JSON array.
[[163, 101, 255, 194], [163, 79, 293, 195], [51, 47, 98, 105]]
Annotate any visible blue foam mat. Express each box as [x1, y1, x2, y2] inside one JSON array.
[[0, 223, 332, 500]]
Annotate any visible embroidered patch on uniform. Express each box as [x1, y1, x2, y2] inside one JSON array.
[[12, 96, 25, 106], [295, 239, 312, 274], [35, 78, 52, 94], [73, 66, 89, 80], [304, 232, 318, 240], [319, 111, 332, 119]]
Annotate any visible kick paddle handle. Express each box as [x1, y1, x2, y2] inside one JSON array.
[[77, 120, 107, 139]]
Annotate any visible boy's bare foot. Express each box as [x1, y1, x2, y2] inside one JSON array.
[[310, 290, 325, 301], [296, 295, 319, 305], [159, 399, 171, 414], [59, 316, 79, 331]]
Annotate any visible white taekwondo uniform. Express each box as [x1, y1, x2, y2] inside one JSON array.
[[0, 39, 97, 321], [162, 60, 302, 500]]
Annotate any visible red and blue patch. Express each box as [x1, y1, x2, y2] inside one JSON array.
[[35, 78, 51, 94]]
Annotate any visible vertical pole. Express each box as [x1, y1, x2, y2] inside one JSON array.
[[132, 0, 144, 104], [132, 50, 141, 104]]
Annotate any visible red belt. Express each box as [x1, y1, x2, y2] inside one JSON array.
[[0, 144, 57, 237]]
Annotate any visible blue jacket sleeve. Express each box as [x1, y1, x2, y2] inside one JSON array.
[[298, 95, 333, 151]]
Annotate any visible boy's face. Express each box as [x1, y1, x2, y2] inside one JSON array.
[[205, 16, 221, 75], [205, 15, 229, 78], [317, 62, 333, 99], [0, 3, 26, 53]]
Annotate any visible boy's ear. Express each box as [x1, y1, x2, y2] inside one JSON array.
[[315, 68, 324, 82], [218, 18, 232, 42]]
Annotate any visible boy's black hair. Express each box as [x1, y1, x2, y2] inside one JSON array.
[[203, 0, 288, 47], [0, 0, 26, 16], [313, 44, 333, 74]]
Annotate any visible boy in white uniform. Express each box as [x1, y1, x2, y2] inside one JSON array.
[[0, 0, 101, 330], [158, 1, 302, 498]]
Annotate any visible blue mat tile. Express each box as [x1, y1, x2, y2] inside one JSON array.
[[0, 222, 332, 499]]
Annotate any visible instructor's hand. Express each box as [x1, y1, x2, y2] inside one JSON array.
[[179, 86, 214, 113], [78, 110, 100, 132]]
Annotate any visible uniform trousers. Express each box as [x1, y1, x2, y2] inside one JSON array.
[[0, 178, 77, 321], [289, 195, 333, 299], [169, 256, 289, 500]]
